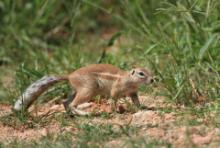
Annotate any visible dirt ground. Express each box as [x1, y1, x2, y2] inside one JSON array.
[[0, 96, 220, 147]]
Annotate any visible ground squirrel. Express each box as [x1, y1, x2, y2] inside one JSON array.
[[13, 64, 154, 116]]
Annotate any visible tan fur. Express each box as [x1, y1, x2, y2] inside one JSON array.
[[13, 64, 154, 116], [64, 64, 154, 115]]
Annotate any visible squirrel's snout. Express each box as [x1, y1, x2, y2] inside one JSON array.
[[146, 77, 156, 84], [150, 78, 154, 83]]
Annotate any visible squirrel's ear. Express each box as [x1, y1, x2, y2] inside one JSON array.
[[130, 69, 135, 75], [132, 65, 138, 69]]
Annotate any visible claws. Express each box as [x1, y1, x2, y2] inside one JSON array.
[[65, 107, 91, 116], [73, 108, 91, 116]]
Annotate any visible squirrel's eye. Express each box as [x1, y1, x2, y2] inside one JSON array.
[[138, 72, 145, 76]]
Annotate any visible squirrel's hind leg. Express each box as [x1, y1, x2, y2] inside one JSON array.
[[66, 89, 94, 116]]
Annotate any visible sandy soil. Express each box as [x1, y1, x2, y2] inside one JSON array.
[[0, 96, 220, 147]]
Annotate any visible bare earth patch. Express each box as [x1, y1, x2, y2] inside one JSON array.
[[0, 95, 220, 147]]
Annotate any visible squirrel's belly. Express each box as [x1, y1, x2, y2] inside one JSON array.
[[97, 78, 113, 96]]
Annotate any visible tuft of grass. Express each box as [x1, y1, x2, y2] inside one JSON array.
[[3, 132, 74, 148], [119, 0, 220, 104], [74, 123, 138, 147], [1, 123, 140, 148], [122, 136, 171, 148]]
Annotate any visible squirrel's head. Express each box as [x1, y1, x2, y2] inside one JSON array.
[[129, 67, 154, 85]]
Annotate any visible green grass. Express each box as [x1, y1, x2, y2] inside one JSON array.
[[0, 0, 220, 147], [1, 132, 74, 148], [1, 123, 170, 148], [1, 0, 219, 105]]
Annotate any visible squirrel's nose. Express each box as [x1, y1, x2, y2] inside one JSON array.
[[150, 78, 154, 83], [150, 76, 158, 83]]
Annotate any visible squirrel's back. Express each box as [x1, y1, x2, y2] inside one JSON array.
[[70, 64, 125, 75]]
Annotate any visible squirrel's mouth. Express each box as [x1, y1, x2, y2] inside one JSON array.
[[144, 78, 154, 85]]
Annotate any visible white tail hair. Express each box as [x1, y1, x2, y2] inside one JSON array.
[[13, 75, 68, 112]]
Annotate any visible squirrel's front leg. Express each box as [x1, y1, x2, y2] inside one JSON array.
[[110, 87, 120, 112], [129, 92, 141, 107]]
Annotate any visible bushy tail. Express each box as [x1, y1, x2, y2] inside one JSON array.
[[13, 75, 68, 112]]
